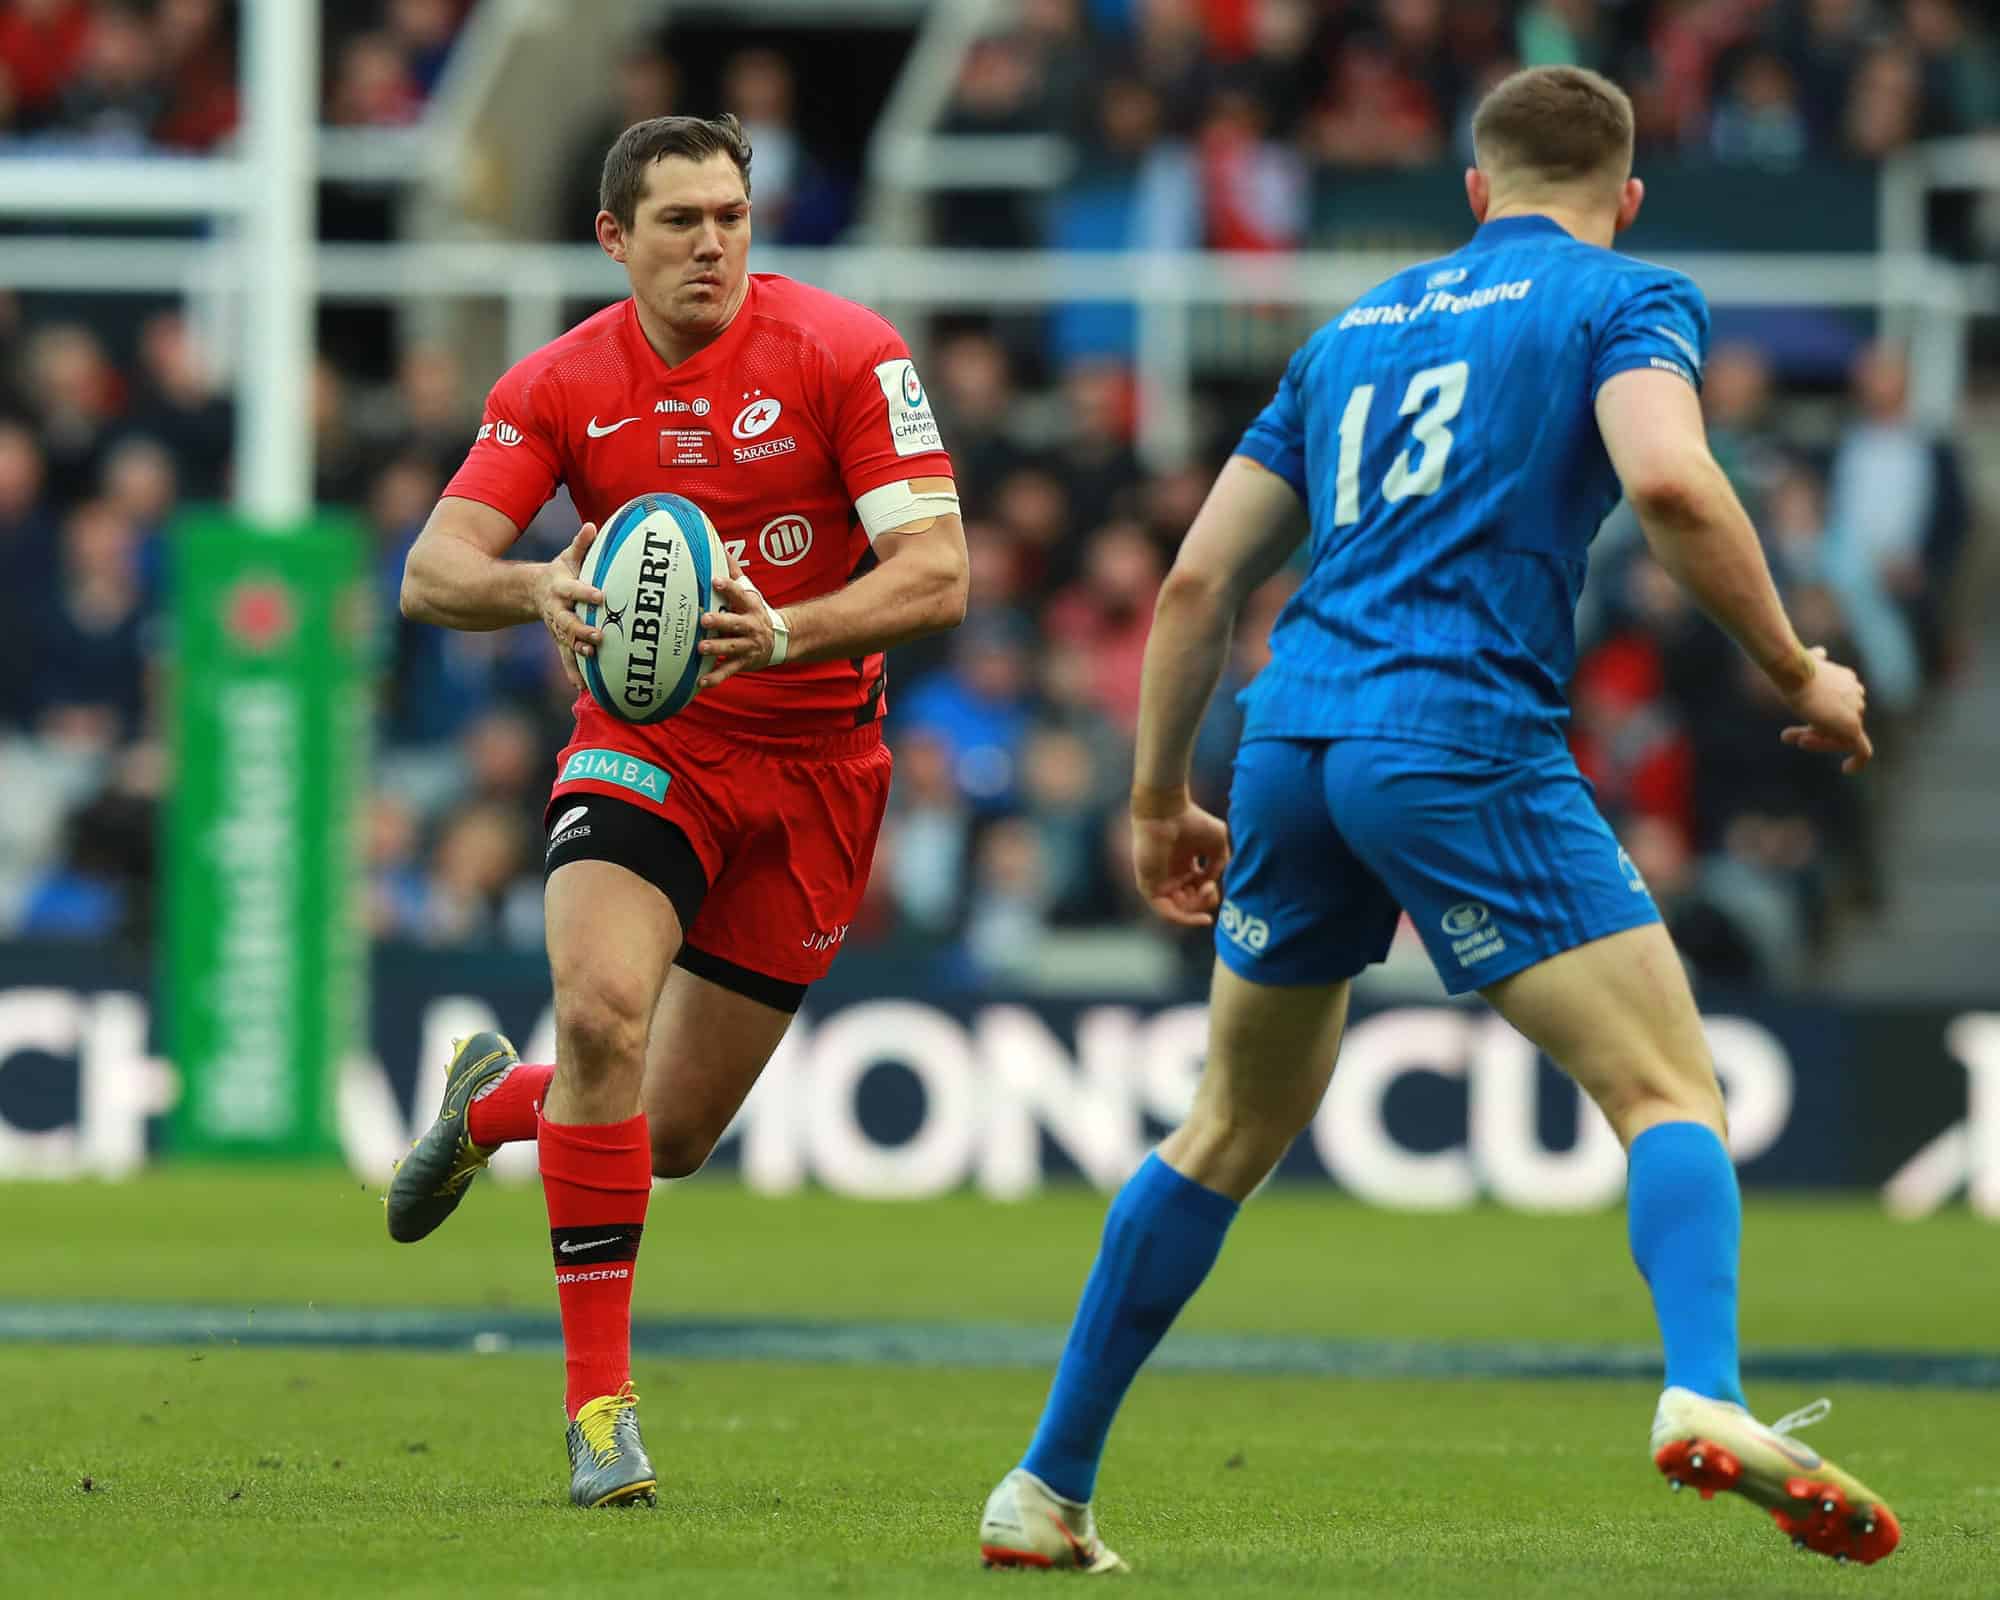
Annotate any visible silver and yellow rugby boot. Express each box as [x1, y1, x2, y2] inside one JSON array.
[[567, 1384, 658, 1508], [385, 1031, 519, 1243]]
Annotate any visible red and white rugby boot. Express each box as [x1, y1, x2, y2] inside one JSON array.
[[979, 1468, 1128, 1574], [1652, 1387, 1901, 1565]]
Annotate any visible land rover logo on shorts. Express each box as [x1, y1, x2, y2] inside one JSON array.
[[732, 392, 782, 439], [758, 514, 813, 567], [1441, 902, 1489, 936]]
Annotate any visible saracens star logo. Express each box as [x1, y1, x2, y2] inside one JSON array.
[[733, 391, 783, 439]]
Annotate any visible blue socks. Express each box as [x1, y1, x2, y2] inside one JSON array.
[[1627, 1121, 1746, 1406], [1021, 1153, 1239, 1503], [1017, 1125, 1741, 1504]]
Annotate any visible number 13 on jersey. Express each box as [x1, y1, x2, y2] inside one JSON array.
[[1333, 359, 1469, 525]]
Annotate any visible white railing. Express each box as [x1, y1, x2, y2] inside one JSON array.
[[862, 0, 1022, 242], [1878, 132, 2000, 425], [0, 0, 1985, 490], [0, 237, 1986, 472]]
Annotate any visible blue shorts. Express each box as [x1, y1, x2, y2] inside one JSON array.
[[1215, 736, 1660, 995]]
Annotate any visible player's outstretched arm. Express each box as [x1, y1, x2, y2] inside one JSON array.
[[400, 496, 606, 692], [1129, 456, 1306, 927], [1596, 370, 1872, 773]]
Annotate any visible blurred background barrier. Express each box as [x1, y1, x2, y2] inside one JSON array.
[[1, 945, 1994, 1214], [164, 514, 369, 1159]]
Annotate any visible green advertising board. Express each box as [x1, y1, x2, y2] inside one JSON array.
[[167, 514, 371, 1157]]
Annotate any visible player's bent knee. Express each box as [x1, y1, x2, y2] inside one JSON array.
[[1165, 1104, 1309, 1199], [555, 987, 653, 1080], [1591, 1063, 1727, 1145], [649, 1127, 718, 1181]]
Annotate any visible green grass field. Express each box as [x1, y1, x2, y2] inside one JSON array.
[[6, 1171, 1998, 1597]]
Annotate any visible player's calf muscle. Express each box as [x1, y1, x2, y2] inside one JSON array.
[[648, 1123, 722, 1180]]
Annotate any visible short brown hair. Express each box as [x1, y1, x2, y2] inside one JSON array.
[[1471, 67, 1634, 191], [599, 113, 753, 230]]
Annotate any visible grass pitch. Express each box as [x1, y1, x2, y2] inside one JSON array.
[[5, 1171, 1998, 1597]]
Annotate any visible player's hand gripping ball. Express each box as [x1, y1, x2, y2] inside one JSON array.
[[573, 493, 733, 722]]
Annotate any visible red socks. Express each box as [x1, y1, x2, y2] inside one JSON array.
[[467, 1062, 555, 1147], [538, 1110, 651, 1418]]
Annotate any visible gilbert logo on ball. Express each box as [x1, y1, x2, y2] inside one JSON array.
[[575, 493, 730, 723]]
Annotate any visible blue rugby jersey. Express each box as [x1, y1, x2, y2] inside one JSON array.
[[1232, 214, 1709, 758]]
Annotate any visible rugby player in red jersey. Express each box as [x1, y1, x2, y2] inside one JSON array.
[[389, 114, 967, 1507]]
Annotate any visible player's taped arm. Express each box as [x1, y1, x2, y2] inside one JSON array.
[[399, 496, 545, 629], [1595, 369, 1815, 696], [766, 476, 969, 665], [1131, 456, 1307, 816]]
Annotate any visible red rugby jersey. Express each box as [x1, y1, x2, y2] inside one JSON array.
[[442, 274, 955, 739]]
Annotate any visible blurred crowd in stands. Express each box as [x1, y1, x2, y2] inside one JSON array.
[[946, 0, 2000, 252], [0, 0, 467, 147], [0, 299, 1972, 993], [0, 0, 1987, 994], [5, 0, 1993, 194]]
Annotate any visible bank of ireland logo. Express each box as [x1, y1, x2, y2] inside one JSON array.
[[758, 513, 813, 567], [733, 391, 782, 439], [1427, 266, 1469, 289], [1444, 900, 1507, 968], [1441, 902, 1488, 936]]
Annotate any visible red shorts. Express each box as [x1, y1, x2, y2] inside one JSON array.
[[549, 718, 892, 986]]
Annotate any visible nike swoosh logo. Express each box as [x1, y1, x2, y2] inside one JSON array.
[[586, 416, 640, 437], [558, 1236, 624, 1254], [1047, 1510, 1093, 1568]]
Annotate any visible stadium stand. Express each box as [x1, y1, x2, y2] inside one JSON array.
[[0, 0, 1991, 997]]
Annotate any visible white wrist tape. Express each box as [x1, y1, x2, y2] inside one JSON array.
[[732, 570, 790, 666], [855, 479, 961, 540]]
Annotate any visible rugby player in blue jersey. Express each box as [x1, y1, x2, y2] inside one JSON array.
[[977, 66, 1895, 1572]]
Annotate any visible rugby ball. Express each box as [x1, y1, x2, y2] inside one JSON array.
[[576, 493, 730, 723]]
